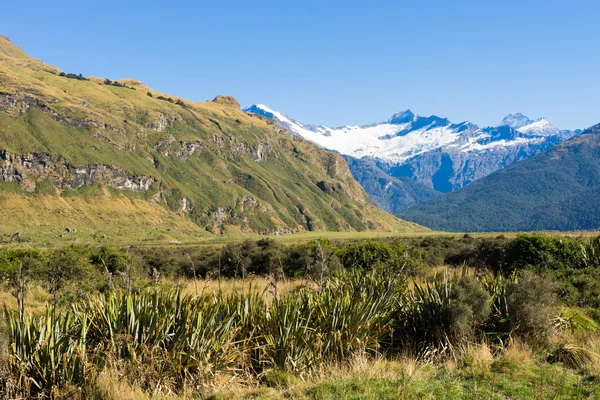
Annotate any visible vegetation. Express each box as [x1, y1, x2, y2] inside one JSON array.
[[103, 78, 133, 89], [1, 233, 600, 398], [400, 124, 600, 231], [58, 72, 87, 80], [0, 35, 419, 243], [156, 95, 174, 103]]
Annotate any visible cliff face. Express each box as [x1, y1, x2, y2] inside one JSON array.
[[0, 36, 424, 242], [0, 150, 155, 192]]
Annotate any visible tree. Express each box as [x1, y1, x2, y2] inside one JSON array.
[[42, 246, 91, 307]]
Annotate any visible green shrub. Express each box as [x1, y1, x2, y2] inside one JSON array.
[[396, 273, 490, 349], [505, 234, 583, 272], [336, 241, 423, 275], [504, 271, 556, 343]]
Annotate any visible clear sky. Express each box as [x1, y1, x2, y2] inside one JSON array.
[[3, 0, 599, 129]]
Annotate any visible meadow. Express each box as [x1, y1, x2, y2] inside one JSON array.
[[2, 233, 600, 399]]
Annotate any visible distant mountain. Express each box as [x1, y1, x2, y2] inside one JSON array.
[[400, 124, 600, 232], [501, 113, 536, 129], [243, 104, 580, 213], [342, 156, 440, 215], [0, 35, 424, 243]]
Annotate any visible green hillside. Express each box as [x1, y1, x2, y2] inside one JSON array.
[[0, 35, 424, 244], [400, 124, 600, 232]]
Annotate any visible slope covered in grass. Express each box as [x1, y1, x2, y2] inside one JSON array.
[[0, 35, 424, 243]]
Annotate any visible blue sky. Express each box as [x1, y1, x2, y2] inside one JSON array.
[[3, 0, 599, 129]]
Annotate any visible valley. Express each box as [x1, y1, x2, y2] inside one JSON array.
[[1, 8, 600, 399]]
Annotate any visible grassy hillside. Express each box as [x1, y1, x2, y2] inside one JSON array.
[[400, 124, 600, 232], [0, 35, 424, 243]]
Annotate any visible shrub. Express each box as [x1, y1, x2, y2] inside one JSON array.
[[449, 275, 491, 335], [60, 72, 87, 80], [505, 234, 583, 272], [396, 273, 490, 349], [548, 343, 599, 371], [146, 91, 153, 97], [336, 241, 423, 275], [504, 271, 556, 343]]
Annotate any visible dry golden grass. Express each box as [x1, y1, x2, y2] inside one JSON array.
[[0, 192, 212, 246], [94, 370, 149, 400], [0, 284, 51, 314], [177, 276, 311, 300], [503, 338, 535, 366]]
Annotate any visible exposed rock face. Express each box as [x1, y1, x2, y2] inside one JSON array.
[[70, 166, 154, 190], [385, 134, 567, 191], [146, 113, 169, 132], [0, 150, 155, 191]]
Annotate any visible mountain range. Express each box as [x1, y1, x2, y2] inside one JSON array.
[[243, 104, 580, 213], [0, 35, 422, 243], [400, 123, 600, 232]]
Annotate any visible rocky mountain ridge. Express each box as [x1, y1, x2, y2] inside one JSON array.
[[243, 104, 580, 193]]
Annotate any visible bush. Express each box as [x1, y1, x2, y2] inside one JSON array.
[[156, 96, 174, 103], [504, 271, 556, 343], [60, 72, 87, 80], [336, 241, 423, 275], [449, 275, 491, 335], [505, 234, 583, 272], [396, 273, 490, 349]]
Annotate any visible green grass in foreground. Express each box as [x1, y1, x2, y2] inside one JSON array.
[[205, 357, 600, 399]]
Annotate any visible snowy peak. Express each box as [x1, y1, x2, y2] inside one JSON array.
[[501, 113, 535, 129], [500, 113, 562, 137], [517, 118, 560, 137], [388, 109, 416, 124], [242, 104, 291, 124], [243, 103, 577, 164], [243, 104, 275, 119]]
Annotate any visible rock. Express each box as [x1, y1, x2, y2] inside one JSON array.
[[146, 113, 169, 132], [0, 150, 156, 192]]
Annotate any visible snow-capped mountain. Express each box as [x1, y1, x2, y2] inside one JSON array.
[[243, 104, 579, 197]]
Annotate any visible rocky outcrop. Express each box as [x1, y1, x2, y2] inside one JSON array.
[[146, 113, 182, 132], [0, 150, 155, 191], [70, 166, 154, 190]]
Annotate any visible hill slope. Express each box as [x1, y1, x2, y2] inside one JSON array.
[[0, 35, 423, 243], [400, 124, 600, 232]]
